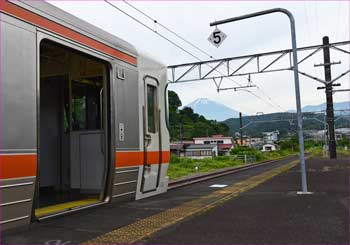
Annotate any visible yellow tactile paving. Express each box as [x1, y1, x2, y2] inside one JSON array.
[[35, 198, 99, 218], [85, 158, 304, 244]]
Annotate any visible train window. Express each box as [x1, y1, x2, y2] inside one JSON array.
[[72, 80, 102, 131], [63, 88, 70, 133], [72, 83, 87, 130], [147, 85, 157, 133]]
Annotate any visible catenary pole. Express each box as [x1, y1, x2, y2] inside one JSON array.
[[322, 36, 337, 159], [211, 8, 308, 193], [239, 112, 243, 146]]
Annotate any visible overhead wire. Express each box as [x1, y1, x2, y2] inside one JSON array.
[[335, 0, 342, 42], [103, 1, 204, 62], [121, 0, 287, 112], [122, 0, 214, 59], [104, 0, 284, 111], [313, 0, 322, 82]]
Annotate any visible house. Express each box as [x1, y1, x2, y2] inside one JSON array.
[[335, 128, 350, 141], [262, 143, 277, 152], [184, 144, 218, 159], [193, 135, 233, 145], [218, 144, 234, 156], [262, 131, 279, 143], [235, 136, 249, 147], [247, 137, 263, 148], [170, 141, 193, 157], [303, 128, 350, 142], [193, 135, 234, 155], [304, 130, 323, 141]]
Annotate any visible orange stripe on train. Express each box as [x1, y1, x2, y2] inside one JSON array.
[[0, 154, 37, 179], [115, 151, 170, 167], [0, 0, 137, 65], [0, 151, 170, 179]]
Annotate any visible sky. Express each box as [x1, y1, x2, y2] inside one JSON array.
[[49, 0, 350, 115]]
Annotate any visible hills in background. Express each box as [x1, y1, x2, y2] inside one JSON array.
[[186, 98, 349, 121], [184, 98, 349, 138], [223, 111, 350, 138], [289, 101, 350, 114]]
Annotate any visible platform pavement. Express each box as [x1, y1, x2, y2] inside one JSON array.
[[144, 155, 350, 244], [2, 155, 299, 244]]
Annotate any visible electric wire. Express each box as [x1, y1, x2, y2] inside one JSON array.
[[122, 0, 214, 59], [121, 0, 286, 111], [335, 1, 341, 42], [105, 0, 284, 111], [313, 0, 322, 82], [104, 1, 203, 62]]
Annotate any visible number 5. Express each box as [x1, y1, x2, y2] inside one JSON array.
[[213, 31, 221, 44]]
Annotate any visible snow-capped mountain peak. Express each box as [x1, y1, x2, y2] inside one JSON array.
[[186, 98, 243, 121]]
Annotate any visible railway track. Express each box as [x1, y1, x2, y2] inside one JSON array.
[[168, 155, 297, 190]]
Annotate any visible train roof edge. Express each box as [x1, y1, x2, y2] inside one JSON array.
[[10, 0, 138, 59]]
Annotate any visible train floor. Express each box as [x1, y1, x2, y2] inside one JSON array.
[[2, 155, 349, 244], [37, 188, 97, 208]]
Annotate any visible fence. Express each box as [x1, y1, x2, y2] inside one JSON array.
[[230, 154, 256, 164]]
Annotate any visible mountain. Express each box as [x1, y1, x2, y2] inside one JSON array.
[[186, 98, 242, 121], [288, 101, 349, 114], [168, 92, 229, 141], [224, 112, 350, 138]]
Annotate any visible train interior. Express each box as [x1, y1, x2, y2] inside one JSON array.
[[37, 39, 109, 217]]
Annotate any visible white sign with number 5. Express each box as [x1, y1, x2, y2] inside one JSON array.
[[208, 27, 227, 48]]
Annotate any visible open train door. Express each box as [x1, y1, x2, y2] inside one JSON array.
[[141, 75, 162, 193]]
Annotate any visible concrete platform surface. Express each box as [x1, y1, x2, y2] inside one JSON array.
[[144, 155, 350, 244], [1, 156, 298, 244]]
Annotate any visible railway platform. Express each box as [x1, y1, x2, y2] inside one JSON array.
[[145, 155, 350, 244], [2, 155, 349, 244]]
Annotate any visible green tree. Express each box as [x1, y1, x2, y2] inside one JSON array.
[[168, 90, 229, 141]]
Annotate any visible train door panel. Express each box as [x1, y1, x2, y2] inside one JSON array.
[[142, 76, 161, 192], [69, 80, 106, 193]]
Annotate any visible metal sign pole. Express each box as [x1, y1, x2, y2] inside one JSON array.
[[210, 8, 309, 193]]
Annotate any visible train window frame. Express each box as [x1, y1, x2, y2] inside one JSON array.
[[146, 84, 157, 134], [144, 76, 160, 135], [71, 80, 104, 131]]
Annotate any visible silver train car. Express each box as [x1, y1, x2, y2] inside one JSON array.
[[0, 0, 170, 230]]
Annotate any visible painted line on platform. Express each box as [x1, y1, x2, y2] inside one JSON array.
[[85, 158, 305, 244]]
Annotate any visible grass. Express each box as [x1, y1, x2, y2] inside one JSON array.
[[168, 149, 296, 180], [306, 146, 324, 157], [306, 146, 350, 157], [338, 148, 350, 156], [168, 156, 241, 180]]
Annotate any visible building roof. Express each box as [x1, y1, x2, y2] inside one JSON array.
[[218, 144, 233, 150], [262, 131, 279, 135], [193, 136, 233, 140], [335, 128, 350, 134], [170, 141, 194, 144], [185, 144, 217, 150]]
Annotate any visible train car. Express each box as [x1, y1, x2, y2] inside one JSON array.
[[0, 0, 170, 231]]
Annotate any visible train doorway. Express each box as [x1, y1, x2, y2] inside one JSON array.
[[36, 39, 110, 218]]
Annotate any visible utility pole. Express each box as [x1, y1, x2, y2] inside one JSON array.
[[180, 123, 183, 144], [239, 112, 243, 146], [322, 36, 337, 159], [177, 123, 183, 157]]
